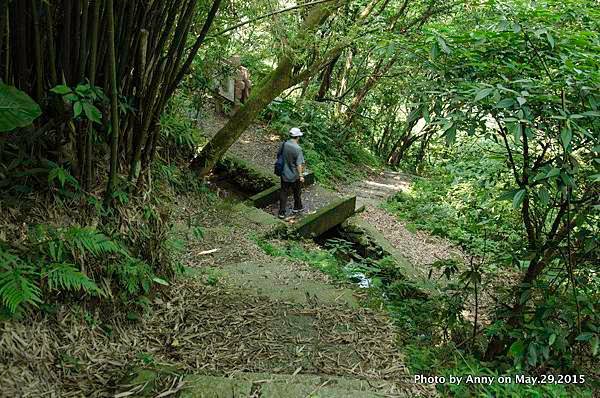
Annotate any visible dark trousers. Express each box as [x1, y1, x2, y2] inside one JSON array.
[[279, 179, 303, 216]]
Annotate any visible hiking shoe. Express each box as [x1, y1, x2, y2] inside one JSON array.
[[292, 207, 307, 214], [278, 213, 287, 219]]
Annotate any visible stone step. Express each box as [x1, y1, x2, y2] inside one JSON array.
[[180, 372, 405, 398]]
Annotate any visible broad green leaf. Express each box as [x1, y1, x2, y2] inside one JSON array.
[[546, 33, 555, 49], [546, 168, 560, 178], [437, 36, 451, 54], [422, 105, 430, 123], [73, 101, 83, 118], [152, 277, 169, 286], [430, 42, 440, 60], [474, 87, 494, 102], [496, 98, 514, 108], [528, 343, 537, 366], [83, 102, 102, 124], [509, 340, 525, 357], [538, 187, 549, 206], [549, 333, 556, 346], [593, 335, 599, 356], [581, 111, 600, 117], [0, 83, 42, 132], [50, 85, 72, 95], [513, 189, 526, 209], [576, 332, 594, 341], [560, 128, 572, 148]]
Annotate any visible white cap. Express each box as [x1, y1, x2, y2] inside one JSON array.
[[289, 127, 304, 137]]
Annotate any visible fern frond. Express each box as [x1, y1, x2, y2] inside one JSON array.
[[62, 227, 128, 258], [43, 263, 103, 296], [0, 249, 42, 313], [108, 258, 154, 295]]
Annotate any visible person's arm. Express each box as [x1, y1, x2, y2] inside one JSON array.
[[297, 149, 305, 182], [298, 164, 305, 182]]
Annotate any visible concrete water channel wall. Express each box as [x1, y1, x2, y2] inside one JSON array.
[[215, 155, 357, 238], [214, 155, 433, 293]]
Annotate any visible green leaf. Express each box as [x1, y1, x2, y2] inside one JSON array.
[[82, 102, 102, 124], [549, 333, 556, 346], [592, 335, 599, 356], [64, 93, 79, 102], [437, 36, 451, 54], [546, 32, 555, 49], [444, 125, 457, 145], [0, 83, 42, 132], [576, 332, 594, 342], [528, 343, 537, 366], [546, 168, 560, 178], [560, 128, 572, 148], [512, 189, 526, 209], [152, 277, 169, 286], [496, 98, 514, 108], [50, 85, 72, 95], [474, 87, 494, 102], [430, 42, 440, 60], [73, 101, 83, 118], [509, 340, 525, 357], [538, 187, 550, 206]]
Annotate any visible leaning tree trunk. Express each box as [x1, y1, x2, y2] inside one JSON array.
[[192, 3, 336, 177], [192, 57, 295, 177]]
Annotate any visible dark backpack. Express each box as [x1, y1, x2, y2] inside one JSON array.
[[274, 141, 286, 176]]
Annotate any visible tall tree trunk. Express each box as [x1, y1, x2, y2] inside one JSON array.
[[315, 53, 340, 101], [334, 48, 354, 115], [345, 56, 396, 125]]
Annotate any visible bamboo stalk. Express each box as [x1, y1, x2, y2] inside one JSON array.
[[85, 0, 101, 190], [31, 0, 44, 101], [0, 0, 6, 81], [78, 0, 89, 82], [63, 0, 72, 83], [45, 1, 58, 86], [1, 2, 8, 82], [105, 0, 120, 204]]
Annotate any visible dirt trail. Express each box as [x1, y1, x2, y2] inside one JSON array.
[[338, 171, 465, 267], [198, 103, 463, 266]]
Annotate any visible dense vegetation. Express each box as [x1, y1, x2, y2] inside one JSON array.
[[1, 0, 598, 396]]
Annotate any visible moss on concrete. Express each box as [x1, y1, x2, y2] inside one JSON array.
[[219, 260, 357, 307], [290, 196, 357, 238]]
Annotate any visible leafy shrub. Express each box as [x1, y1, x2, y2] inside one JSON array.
[[262, 99, 379, 185]]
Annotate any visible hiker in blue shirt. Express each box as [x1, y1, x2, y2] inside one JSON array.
[[275, 127, 306, 219]]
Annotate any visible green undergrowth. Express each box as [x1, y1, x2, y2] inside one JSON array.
[[254, 232, 595, 397], [385, 138, 522, 262], [0, 93, 212, 318], [253, 238, 345, 280], [261, 99, 380, 187]]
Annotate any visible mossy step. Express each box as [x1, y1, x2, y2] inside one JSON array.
[[180, 375, 253, 398], [181, 372, 404, 398], [219, 260, 357, 307]]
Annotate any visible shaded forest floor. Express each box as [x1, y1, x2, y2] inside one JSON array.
[[0, 186, 433, 397], [2, 105, 460, 397]]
